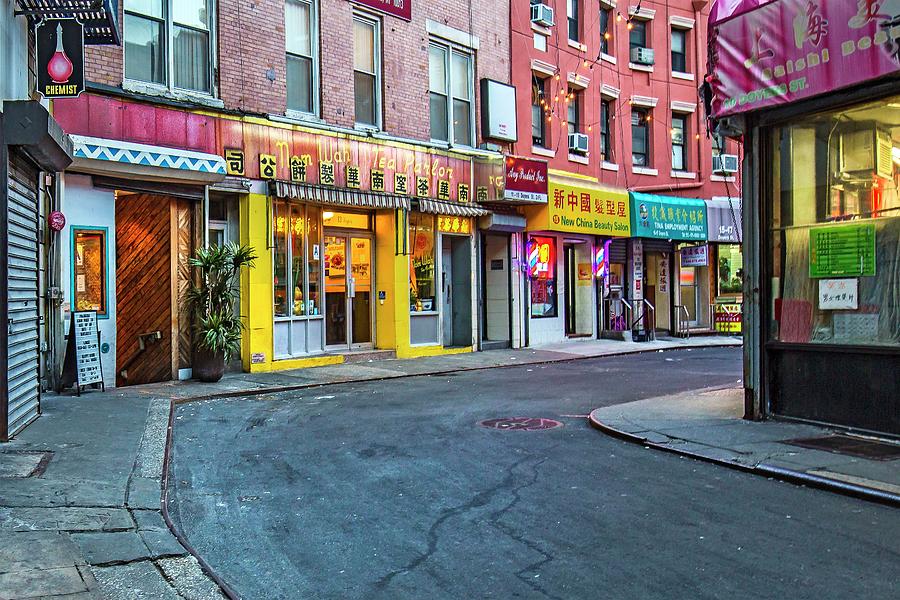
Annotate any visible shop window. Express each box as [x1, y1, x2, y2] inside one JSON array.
[[410, 213, 436, 312], [671, 113, 687, 171], [273, 201, 322, 318], [631, 108, 650, 167], [717, 244, 743, 297], [532, 76, 547, 147], [429, 42, 474, 146], [353, 14, 381, 128], [671, 28, 687, 73], [286, 0, 318, 115], [529, 236, 557, 318], [768, 95, 900, 347], [124, 0, 214, 94], [72, 229, 108, 316], [599, 8, 612, 55]]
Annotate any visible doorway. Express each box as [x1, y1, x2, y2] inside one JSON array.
[[324, 234, 372, 349], [441, 235, 472, 347], [564, 244, 577, 335]]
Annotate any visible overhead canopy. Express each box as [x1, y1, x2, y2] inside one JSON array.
[[272, 180, 410, 210], [416, 198, 489, 217], [70, 135, 226, 184]]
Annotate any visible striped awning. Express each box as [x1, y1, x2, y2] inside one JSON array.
[[416, 198, 490, 217], [272, 181, 410, 210]]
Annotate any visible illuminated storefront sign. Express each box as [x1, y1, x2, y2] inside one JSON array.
[[527, 180, 631, 236]]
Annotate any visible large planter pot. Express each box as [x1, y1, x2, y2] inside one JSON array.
[[193, 347, 226, 383]]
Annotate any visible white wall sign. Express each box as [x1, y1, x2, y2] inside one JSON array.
[[680, 244, 708, 267], [480, 79, 518, 142], [819, 278, 858, 310], [73, 311, 103, 386], [657, 255, 669, 294]]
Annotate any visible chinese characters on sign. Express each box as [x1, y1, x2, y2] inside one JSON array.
[[259, 154, 277, 180], [818, 278, 859, 310], [225, 148, 245, 176], [535, 182, 631, 236], [437, 216, 471, 234]]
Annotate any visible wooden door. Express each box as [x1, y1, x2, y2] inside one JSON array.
[[115, 194, 173, 386]]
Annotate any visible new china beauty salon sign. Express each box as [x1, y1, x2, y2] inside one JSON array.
[[709, 0, 900, 117], [504, 156, 548, 203]]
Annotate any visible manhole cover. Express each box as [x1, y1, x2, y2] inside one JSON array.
[[783, 435, 900, 461], [479, 417, 563, 431], [0, 451, 52, 478]]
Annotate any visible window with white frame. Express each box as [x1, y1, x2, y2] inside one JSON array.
[[428, 42, 474, 146], [671, 113, 688, 171], [124, 0, 214, 94], [353, 14, 380, 127], [286, 0, 318, 115]]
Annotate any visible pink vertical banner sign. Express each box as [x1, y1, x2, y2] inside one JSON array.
[[709, 0, 900, 117]]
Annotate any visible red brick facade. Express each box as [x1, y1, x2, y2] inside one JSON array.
[[510, 0, 741, 198], [81, 0, 510, 148]]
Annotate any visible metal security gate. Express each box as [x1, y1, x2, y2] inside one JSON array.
[[5, 150, 41, 438]]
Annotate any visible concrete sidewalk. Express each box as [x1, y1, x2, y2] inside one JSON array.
[[590, 387, 900, 506], [0, 336, 738, 599]]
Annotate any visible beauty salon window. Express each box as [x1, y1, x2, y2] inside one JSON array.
[[768, 95, 900, 347]]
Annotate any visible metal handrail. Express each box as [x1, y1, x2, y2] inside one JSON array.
[[674, 304, 691, 339]]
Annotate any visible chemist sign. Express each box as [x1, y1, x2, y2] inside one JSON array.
[[36, 19, 85, 99]]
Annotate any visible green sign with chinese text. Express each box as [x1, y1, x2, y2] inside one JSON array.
[[809, 223, 876, 278]]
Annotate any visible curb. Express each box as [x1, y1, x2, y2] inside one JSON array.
[[168, 340, 743, 406], [160, 400, 241, 600], [588, 409, 900, 509]]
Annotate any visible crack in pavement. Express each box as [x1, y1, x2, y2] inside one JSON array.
[[373, 451, 538, 591]]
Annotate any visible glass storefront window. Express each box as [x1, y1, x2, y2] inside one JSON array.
[[768, 95, 900, 347], [273, 201, 322, 319], [72, 229, 107, 315], [529, 236, 557, 318], [410, 213, 436, 312], [717, 244, 743, 298]]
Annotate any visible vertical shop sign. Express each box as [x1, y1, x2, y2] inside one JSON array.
[[36, 19, 85, 98]]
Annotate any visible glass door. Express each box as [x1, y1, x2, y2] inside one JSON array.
[[324, 234, 373, 349]]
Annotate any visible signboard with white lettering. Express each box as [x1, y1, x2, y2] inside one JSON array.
[[818, 278, 859, 310], [73, 311, 103, 386]]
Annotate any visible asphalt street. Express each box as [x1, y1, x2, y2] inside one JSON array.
[[167, 347, 899, 599]]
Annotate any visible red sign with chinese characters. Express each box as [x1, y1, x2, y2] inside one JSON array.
[[351, 0, 411, 21], [504, 156, 548, 203]]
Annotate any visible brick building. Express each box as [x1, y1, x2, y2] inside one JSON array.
[[499, 0, 744, 345], [49, 0, 513, 391]]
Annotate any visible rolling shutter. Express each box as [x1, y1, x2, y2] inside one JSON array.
[[6, 151, 41, 437]]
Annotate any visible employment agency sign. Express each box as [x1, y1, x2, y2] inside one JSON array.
[[709, 0, 900, 117]]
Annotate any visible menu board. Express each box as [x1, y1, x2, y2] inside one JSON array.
[[72, 311, 103, 386], [809, 223, 876, 278]]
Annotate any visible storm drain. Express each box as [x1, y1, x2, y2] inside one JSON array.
[[479, 417, 563, 431], [783, 435, 900, 461], [0, 451, 53, 478]]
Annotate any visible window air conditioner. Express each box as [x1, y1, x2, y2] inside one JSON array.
[[713, 154, 739, 174], [569, 132, 589, 154], [531, 4, 555, 27], [630, 47, 655, 66]]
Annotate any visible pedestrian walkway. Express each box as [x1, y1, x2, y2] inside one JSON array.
[[590, 387, 900, 506], [0, 336, 738, 599]]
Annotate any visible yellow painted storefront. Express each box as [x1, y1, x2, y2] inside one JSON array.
[[238, 192, 474, 373]]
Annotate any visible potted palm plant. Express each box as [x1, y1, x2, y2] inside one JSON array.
[[187, 242, 257, 382]]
